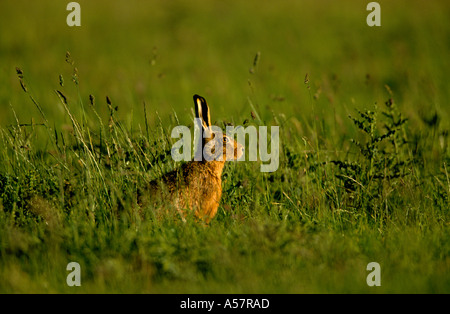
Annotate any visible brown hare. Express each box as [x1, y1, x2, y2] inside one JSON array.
[[138, 95, 244, 222]]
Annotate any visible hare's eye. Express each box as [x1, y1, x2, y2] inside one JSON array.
[[224, 137, 230, 143]]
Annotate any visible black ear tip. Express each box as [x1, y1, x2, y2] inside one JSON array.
[[193, 94, 205, 103]]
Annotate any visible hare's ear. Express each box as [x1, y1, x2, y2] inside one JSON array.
[[193, 94, 211, 131]]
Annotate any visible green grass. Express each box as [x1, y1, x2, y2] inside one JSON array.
[[0, 0, 449, 293]]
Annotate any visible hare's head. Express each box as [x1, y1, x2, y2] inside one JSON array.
[[194, 95, 244, 162]]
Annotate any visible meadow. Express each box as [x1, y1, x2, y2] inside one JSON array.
[[0, 0, 449, 293]]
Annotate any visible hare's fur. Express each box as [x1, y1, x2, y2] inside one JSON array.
[[138, 95, 243, 222]]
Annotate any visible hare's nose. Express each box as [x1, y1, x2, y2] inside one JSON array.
[[238, 146, 245, 158]]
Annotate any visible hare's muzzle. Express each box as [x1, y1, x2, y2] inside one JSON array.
[[234, 141, 244, 160]]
